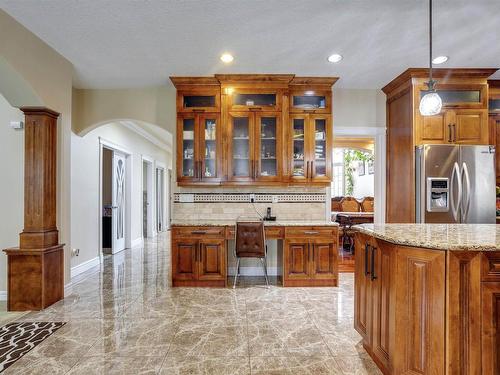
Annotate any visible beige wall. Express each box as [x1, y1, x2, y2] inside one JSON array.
[[0, 95, 24, 293], [333, 88, 386, 128], [0, 9, 74, 290]]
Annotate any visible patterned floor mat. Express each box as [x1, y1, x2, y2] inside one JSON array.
[[0, 322, 66, 373]]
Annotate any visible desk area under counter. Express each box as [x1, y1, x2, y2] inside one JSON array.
[[171, 220, 339, 288]]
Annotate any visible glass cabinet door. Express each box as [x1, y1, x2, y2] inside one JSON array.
[[228, 89, 280, 111], [229, 113, 253, 180], [180, 116, 197, 178], [311, 116, 331, 180], [199, 114, 220, 181], [255, 113, 280, 180], [290, 91, 330, 114], [178, 89, 220, 113], [291, 116, 307, 179]]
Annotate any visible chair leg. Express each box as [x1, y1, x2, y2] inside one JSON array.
[[261, 257, 269, 287], [233, 258, 240, 289]]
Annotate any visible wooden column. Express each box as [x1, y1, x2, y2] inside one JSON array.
[[3, 107, 64, 311]]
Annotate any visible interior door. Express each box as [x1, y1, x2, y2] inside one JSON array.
[[112, 151, 126, 253], [156, 167, 164, 232]]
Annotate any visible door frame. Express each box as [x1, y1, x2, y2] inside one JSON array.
[[332, 126, 386, 224], [141, 155, 155, 239], [98, 137, 132, 261]]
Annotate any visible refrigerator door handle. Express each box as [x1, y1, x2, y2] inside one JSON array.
[[450, 162, 462, 222], [461, 162, 471, 222]]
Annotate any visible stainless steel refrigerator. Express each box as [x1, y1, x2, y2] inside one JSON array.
[[416, 144, 496, 223]]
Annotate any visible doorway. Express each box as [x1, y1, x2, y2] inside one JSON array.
[[155, 166, 165, 232], [142, 157, 154, 239], [100, 142, 131, 255]]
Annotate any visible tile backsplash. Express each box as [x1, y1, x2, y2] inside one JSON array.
[[172, 187, 328, 221]]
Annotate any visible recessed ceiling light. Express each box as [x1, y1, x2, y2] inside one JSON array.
[[220, 53, 234, 63], [327, 54, 343, 63], [432, 55, 448, 65]]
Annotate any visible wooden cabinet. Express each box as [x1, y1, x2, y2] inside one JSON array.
[[170, 74, 338, 186], [488, 80, 500, 184], [177, 113, 222, 184], [382, 68, 497, 222], [289, 114, 332, 183], [283, 227, 338, 287], [482, 282, 500, 375], [227, 111, 282, 182], [172, 227, 226, 287], [354, 233, 394, 373]]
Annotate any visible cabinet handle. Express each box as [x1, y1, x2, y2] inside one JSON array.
[[371, 246, 377, 281], [304, 231, 320, 235], [306, 161, 310, 178], [191, 230, 207, 235], [448, 124, 452, 142], [364, 243, 370, 276], [249, 107, 262, 111], [452, 123, 456, 142], [254, 160, 258, 179], [192, 109, 205, 113], [310, 161, 314, 179]]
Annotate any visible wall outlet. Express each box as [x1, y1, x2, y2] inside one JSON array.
[[272, 195, 279, 204], [249, 193, 255, 203], [71, 248, 80, 257], [179, 194, 194, 203]]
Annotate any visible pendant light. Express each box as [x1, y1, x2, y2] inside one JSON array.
[[419, 0, 442, 116]]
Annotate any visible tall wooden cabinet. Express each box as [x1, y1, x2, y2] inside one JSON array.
[[488, 80, 500, 184], [170, 74, 338, 186], [382, 68, 498, 223]]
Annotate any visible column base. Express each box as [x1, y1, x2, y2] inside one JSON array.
[[3, 244, 64, 311]]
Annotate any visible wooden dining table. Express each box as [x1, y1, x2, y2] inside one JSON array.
[[332, 211, 374, 252]]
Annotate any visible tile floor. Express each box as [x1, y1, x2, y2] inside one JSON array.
[[3, 232, 382, 375]]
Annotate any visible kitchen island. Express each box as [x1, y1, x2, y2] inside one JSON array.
[[171, 220, 339, 287], [353, 224, 500, 375]]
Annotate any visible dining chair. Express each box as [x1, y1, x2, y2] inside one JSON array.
[[339, 197, 361, 212], [360, 197, 374, 212]]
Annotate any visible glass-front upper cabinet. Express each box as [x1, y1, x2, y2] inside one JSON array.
[[290, 89, 331, 114], [228, 113, 253, 181], [418, 84, 487, 109], [226, 88, 281, 112], [255, 113, 281, 181], [177, 89, 220, 113], [177, 113, 221, 184], [289, 114, 332, 182]]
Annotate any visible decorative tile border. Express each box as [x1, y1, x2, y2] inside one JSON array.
[[174, 193, 326, 203], [0, 321, 66, 372]]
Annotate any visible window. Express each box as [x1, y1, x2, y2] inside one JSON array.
[[331, 147, 374, 198]]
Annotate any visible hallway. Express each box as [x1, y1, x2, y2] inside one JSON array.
[[3, 233, 381, 375]]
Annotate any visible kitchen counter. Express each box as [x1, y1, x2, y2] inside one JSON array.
[[171, 219, 339, 227], [353, 223, 499, 251]]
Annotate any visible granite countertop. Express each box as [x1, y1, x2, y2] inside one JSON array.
[[353, 223, 500, 251], [171, 219, 339, 227]]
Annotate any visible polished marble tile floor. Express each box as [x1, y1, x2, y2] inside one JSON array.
[[3, 233, 382, 375]]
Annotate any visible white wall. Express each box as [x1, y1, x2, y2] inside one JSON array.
[[0, 94, 24, 295], [71, 122, 171, 269], [333, 89, 386, 128], [353, 173, 375, 199]]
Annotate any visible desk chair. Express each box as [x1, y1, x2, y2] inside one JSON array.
[[233, 217, 269, 288]]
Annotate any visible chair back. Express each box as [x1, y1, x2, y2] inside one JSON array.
[[331, 196, 343, 211], [360, 197, 374, 212], [340, 197, 360, 212], [235, 218, 266, 258]]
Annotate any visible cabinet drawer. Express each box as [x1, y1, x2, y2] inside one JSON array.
[[173, 226, 225, 238], [225, 226, 285, 239], [285, 226, 336, 239], [482, 253, 500, 282]]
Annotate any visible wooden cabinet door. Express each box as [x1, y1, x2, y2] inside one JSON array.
[[289, 114, 309, 182], [393, 247, 446, 375], [284, 239, 310, 280], [370, 241, 395, 373], [494, 117, 500, 183], [452, 109, 488, 144], [416, 112, 449, 144], [482, 282, 500, 375], [198, 113, 222, 183], [354, 234, 372, 343], [198, 238, 226, 281], [309, 115, 332, 183], [172, 239, 198, 281], [254, 112, 282, 182], [227, 112, 255, 182], [309, 240, 337, 280], [177, 114, 200, 183]]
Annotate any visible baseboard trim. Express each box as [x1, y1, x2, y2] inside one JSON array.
[[228, 266, 279, 277], [0, 291, 7, 301], [131, 237, 143, 248], [71, 256, 100, 279]]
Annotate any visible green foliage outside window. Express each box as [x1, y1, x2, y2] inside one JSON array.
[[343, 149, 374, 196]]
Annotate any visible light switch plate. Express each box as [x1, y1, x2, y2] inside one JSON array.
[[10, 121, 24, 129]]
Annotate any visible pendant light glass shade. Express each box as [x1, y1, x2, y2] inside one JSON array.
[[419, 91, 442, 116]]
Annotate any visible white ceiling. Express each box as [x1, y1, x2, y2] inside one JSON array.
[[1, 0, 499, 89]]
